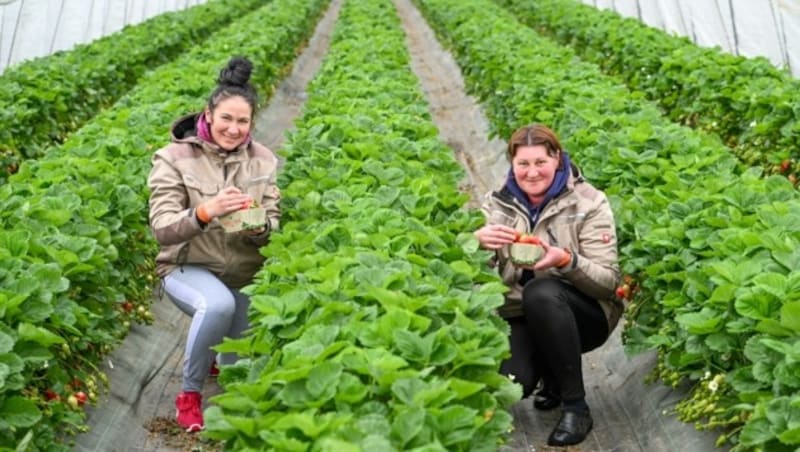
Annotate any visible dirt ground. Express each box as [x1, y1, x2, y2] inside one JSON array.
[[76, 0, 721, 450], [249, 0, 340, 154]]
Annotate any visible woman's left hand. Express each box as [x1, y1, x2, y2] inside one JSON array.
[[240, 225, 266, 236]]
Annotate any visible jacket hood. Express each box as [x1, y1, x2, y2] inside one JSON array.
[[170, 113, 203, 144]]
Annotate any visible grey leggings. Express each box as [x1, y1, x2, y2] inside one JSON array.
[[163, 266, 251, 392]]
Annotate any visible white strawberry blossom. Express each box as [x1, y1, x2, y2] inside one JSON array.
[[708, 374, 724, 393]]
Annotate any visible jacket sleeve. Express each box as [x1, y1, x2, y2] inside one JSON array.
[[479, 191, 494, 221], [148, 150, 205, 246], [262, 175, 281, 233], [479, 192, 502, 264], [480, 190, 526, 290], [560, 192, 620, 300]]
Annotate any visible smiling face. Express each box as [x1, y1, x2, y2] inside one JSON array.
[[205, 95, 252, 151], [512, 145, 560, 205]]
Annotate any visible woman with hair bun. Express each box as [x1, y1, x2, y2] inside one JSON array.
[[147, 56, 280, 432]]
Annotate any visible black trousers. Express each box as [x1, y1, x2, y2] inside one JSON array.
[[500, 278, 609, 402]]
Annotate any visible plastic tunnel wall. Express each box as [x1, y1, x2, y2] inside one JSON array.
[[583, 0, 800, 78], [0, 0, 208, 74]]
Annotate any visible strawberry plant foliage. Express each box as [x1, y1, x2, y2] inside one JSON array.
[[416, 0, 800, 448], [0, 0, 265, 183], [204, 0, 517, 449], [496, 0, 800, 183], [0, 0, 328, 448]]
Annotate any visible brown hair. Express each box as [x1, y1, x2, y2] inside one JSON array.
[[207, 56, 258, 117], [507, 124, 562, 161]]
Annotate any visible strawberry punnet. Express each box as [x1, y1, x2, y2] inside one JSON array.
[[510, 233, 544, 265]]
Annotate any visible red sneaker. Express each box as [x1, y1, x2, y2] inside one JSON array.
[[175, 391, 203, 432], [209, 360, 220, 377]]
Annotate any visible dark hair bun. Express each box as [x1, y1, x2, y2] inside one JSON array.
[[217, 56, 253, 87]]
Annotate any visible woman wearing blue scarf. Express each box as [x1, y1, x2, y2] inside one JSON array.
[[475, 124, 623, 446]]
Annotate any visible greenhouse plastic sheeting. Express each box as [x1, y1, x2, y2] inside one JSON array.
[[0, 0, 207, 73], [583, 0, 800, 77]]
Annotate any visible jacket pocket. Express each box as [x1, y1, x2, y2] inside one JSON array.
[[182, 174, 219, 199]]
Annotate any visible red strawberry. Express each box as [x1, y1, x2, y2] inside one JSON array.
[[75, 391, 87, 406], [517, 234, 541, 245]]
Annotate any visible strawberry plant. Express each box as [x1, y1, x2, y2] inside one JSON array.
[[496, 0, 800, 184], [0, 0, 266, 183], [203, 0, 518, 448], [415, 0, 800, 449], [0, 0, 329, 448]]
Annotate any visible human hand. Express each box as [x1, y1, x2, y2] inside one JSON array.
[[475, 224, 518, 250], [531, 239, 571, 271], [240, 225, 266, 236], [202, 186, 253, 219]]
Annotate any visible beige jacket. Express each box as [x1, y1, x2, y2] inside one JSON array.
[[148, 113, 281, 288], [482, 165, 623, 331]]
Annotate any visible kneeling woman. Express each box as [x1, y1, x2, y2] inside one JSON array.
[[474, 124, 623, 447], [148, 57, 280, 432]]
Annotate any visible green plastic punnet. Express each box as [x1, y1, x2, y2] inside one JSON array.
[[511, 243, 544, 265]]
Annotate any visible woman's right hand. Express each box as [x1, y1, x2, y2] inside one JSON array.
[[201, 186, 253, 219], [475, 224, 518, 250]]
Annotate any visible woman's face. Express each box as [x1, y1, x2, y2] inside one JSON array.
[[512, 145, 560, 202], [206, 96, 252, 151]]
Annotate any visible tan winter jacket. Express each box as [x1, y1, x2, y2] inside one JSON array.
[[482, 165, 623, 331], [148, 113, 281, 288]]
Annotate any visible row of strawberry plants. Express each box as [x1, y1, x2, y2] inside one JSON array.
[[415, 0, 800, 449], [0, 0, 329, 449], [0, 0, 266, 183], [496, 0, 800, 184], [203, 0, 519, 449]]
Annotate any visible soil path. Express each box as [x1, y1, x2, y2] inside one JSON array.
[[250, 0, 340, 153], [394, 0, 508, 206]]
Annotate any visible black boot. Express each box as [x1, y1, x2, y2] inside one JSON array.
[[547, 408, 593, 446]]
